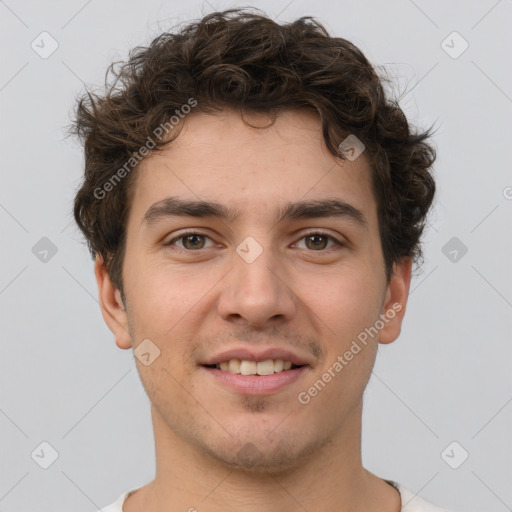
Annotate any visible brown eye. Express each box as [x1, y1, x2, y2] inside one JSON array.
[[305, 234, 329, 250], [166, 231, 214, 251], [293, 231, 343, 252], [182, 234, 206, 250]]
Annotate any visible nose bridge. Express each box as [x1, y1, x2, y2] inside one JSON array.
[[217, 235, 296, 326]]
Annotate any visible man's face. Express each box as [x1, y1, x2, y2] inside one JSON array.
[[97, 109, 410, 472]]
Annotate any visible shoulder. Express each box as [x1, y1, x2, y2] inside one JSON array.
[[100, 488, 137, 512], [390, 481, 454, 512], [102, 483, 455, 512]]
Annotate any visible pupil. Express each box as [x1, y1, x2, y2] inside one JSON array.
[[185, 235, 204, 249], [307, 235, 327, 250]]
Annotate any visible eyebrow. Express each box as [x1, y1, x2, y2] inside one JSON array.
[[142, 196, 368, 228]]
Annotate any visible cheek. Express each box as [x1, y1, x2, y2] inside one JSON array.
[[299, 266, 384, 342], [297, 275, 381, 413], [124, 260, 217, 373], [125, 258, 200, 328]]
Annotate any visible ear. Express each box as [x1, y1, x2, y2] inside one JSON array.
[[94, 255, 132, 349], [378, 257, 412, 345]]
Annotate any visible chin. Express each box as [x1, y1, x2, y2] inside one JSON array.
[[200, 430, 329, 475]]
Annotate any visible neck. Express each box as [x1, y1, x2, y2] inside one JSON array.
[[124, 403, 400, 512]]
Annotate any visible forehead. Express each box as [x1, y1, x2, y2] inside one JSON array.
[[128, 109, 377, 227]]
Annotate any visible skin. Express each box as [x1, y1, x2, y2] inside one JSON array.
[[95, 109, 412, 512]]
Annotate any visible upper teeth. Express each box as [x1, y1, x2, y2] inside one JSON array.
[[217, 359, 294, 375]]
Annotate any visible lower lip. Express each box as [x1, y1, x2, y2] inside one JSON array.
[[201, 366, 308, 395]]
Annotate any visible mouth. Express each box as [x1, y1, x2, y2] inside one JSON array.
[[200, 354, 310, 395], [203, 358, 303, 376]]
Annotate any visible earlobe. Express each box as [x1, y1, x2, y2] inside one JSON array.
[[94, 255, 132, 349], [378, 258, 412, 345]]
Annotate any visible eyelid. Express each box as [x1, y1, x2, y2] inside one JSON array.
[[293, 228, 345, 249], [165, 228, 345, 253], [165, 229, 216, 250]]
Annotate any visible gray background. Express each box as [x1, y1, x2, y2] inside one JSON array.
[[0, 0, 511, 511]]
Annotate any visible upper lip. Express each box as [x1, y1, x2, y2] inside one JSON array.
[[200, 347, 313, 367]]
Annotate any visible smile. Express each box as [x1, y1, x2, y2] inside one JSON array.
[[208, 359, 301, 375], [202, 361, 309, 395]]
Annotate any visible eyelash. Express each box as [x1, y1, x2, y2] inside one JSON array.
[[165, 229, 345, 253]]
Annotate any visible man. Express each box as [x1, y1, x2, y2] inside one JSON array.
[[72, 8, 451, 512]]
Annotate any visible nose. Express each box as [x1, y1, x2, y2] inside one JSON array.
[[216, 239, 297, 328]]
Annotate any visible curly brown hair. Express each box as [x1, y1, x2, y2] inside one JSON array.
[[72, 8, 436, 298]]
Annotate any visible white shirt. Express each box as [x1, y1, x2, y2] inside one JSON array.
[[101, 481, 452, 511]]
